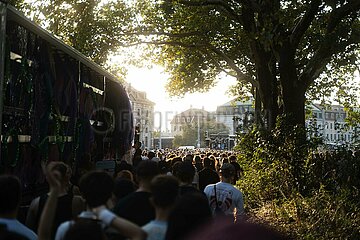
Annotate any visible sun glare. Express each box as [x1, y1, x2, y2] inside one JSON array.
[[126, 66, 237, 131]]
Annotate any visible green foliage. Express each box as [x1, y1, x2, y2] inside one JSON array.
[[13, 0, 136, 65], [172, 125, 198, 148], [10, 1, 360, 129], [136, 0, 360, 128], [235, 117, 360, 239]]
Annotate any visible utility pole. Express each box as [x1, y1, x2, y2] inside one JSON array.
[[159, 129, 162, 149], [197, 114, 200, 148], [159, 112, 162, 149]]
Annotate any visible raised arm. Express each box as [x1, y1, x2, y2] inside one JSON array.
[[37, 162, 62, 240], [93, 205, 147, 240]]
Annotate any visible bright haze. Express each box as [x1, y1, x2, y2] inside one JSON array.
[[126, 65, 237, 131]]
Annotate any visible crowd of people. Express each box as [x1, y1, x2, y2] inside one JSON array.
[[0, 143, 288, 240]]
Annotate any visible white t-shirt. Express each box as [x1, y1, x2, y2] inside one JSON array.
[[55, 211, 106, 240], [0, 218, 37, 240], [204, 182, 244, 217], [142, 220, 167, 240]]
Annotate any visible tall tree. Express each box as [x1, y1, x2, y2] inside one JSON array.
[[10, 0, 136, 65], [132, 0, 360, 129], [11, 0, 360, 130]]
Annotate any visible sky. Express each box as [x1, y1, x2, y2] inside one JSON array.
[[125, 65, 237, 131]]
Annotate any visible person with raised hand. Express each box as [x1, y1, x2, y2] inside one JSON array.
[[37, 161, 63, 240], [26, 162, 84, 238], [54, 170, 146, 240]]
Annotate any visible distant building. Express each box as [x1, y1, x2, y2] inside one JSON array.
[[124, 83, 155, 149], [215, 99, 254, 135], [170, 108, 213, 136], [153, 132, 174, 149], [215, 99, 359, 146], [308, 104, 359, 144]]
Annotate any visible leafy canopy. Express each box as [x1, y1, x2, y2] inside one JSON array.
[[11, 0, 360, 111]]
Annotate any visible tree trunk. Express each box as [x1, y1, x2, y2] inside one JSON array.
[[279, 42, 306, 128], [254, 87, 262, 127], [282, 83, 306, 127], [255, 49, 279, 130]]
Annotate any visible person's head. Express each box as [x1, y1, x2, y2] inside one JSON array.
[[148, 151, 156, 160], [203, 157, 211, 168], [117, 160, 133, 172], [194, 155, 201, 163], [113, 179, 136, 201], [188, 218, 289, 240], [150, 175, 179, 209], [172, 161, 195, 184], [79, 171, 114, 208], [166, 192, 212, 240], [171, 157, 182, 166], [222, 158, 229, 164], [116, 170, 134, 182], [64, 219, 106, 240], [220, 163, 235, 179], [229, 155, 237, 162], [136, 160, 159, 183], [0, 175, 21, 216], [183, 154, 193, 163]]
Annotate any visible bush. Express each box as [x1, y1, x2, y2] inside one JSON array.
[[235, 118, 360, 239]]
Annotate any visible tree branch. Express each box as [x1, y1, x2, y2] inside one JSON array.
[[300, 0, 360, 89], [129, 38, 257, 86], [178, 0, 242, 22], [136, 40, 206, 48], [301, 30, 360, 89], [207, 45, 258, 87], [200, 48, 238, 77], [238, 0, 257, 34], [117, 30, 205, 38], [290, 0, 322, 48], [327, 0, 360, 34]]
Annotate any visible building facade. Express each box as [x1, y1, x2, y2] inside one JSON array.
[[153, 131, 174, 149], [215, 99, 359, 146], [170, 108, 213, 136], [308, 104, 359, 145], [215, 99, 254, 135], [124, 83, 155, 149]]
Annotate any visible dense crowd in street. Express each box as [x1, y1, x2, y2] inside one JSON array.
[[0, 142, 287, 240]]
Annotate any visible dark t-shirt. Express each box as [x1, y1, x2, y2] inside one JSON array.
[[112, 191, 154, 227], [230, 162, 242, 183], [198, 168, 220, 191], [179, 185, 204, 197], [35, 193, 73, 238]]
